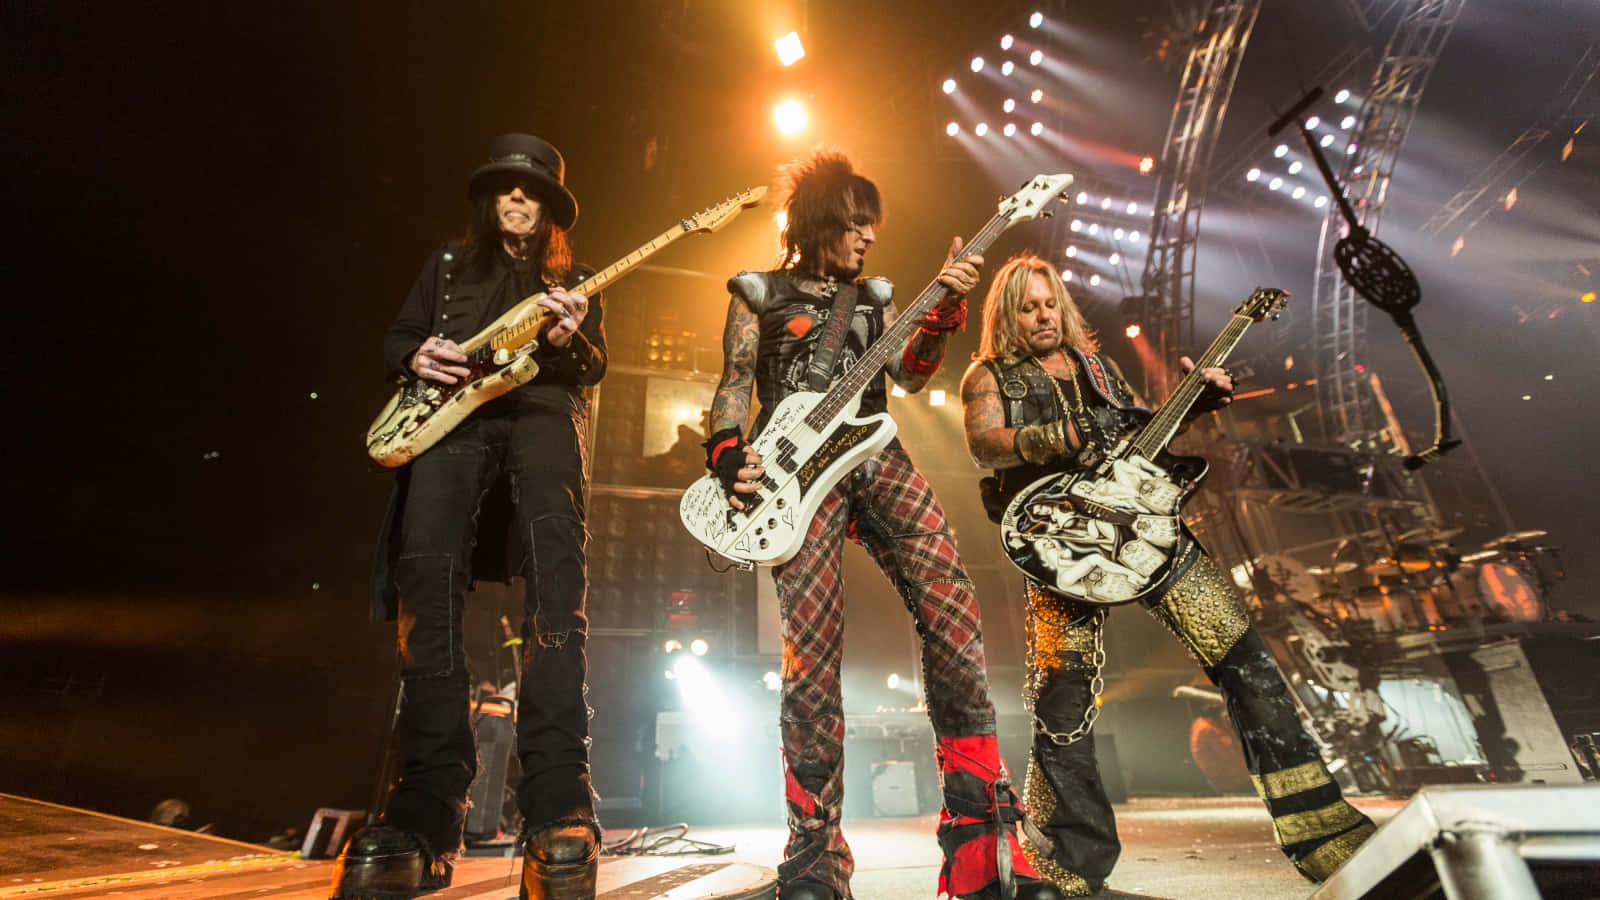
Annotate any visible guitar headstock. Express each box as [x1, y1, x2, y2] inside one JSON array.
[[1237, 287, 1290, 322], [998, 173, 1074, 230], [683, 186, 768, 234]]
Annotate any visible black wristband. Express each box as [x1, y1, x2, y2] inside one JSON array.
[[702, 427, 748, 497]]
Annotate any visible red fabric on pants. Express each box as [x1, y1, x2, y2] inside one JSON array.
[[772, 445, 998, 897]]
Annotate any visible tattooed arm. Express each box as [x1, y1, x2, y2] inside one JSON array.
[[883, 303, 952, 394], [710, 294, 759, 433], [960, 359, 1081, 468]]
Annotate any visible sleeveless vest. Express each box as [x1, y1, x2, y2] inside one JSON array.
[[728, 270, 894, 436], [978, 348, 1145, 521]]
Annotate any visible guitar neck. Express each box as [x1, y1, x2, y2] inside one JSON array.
[[486, 219, 696, 355], [803, 211, 1013, 429], [1129, 311, 1256, 457]]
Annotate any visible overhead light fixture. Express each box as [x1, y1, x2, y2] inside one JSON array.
[[1003, 97, 1016, 113], [774, 31, 805, 67], [975, 122, 989, 136], [1029, 11, 1044, 28], [773, 99, 808, 135], [1030, 121, 1043, 136], [1000, 34, 1014, 50], [1334, 88, 1352, 104], [1031, 89, 1044, 103], [1029, 50, 1043, 66], [971, 56, 985, 73], [1273, 144, 1289, 158], [942, 78, 957, 94], [946, 122, 960, 136], [1268, 177, 1283, 191], [1001, 60, 1015, 76]]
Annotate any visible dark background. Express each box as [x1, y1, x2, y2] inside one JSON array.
[[2, 0, 1595, 842]]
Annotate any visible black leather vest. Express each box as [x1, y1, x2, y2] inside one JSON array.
[[728, 270, 893, 436], [979, 348, 1145, 521]]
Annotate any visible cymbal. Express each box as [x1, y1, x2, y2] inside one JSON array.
[[1485, 529, 1548, 547], [1306, 562, 1359, 576], [1397, 526, 1464, 545]]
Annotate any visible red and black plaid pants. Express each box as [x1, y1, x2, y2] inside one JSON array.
[[772, 445, 998, 896]]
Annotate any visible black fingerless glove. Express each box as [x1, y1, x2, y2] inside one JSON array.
[[702, 426, 748, 498]]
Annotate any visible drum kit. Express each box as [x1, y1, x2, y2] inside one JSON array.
[[1277, 527, 1562, 636]]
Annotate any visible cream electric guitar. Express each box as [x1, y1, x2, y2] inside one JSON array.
[[679, 173, 1073, 567], [1000, 287, 1288, 604], [366, 187, 767, 468]]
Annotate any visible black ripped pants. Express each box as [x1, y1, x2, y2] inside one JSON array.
[[388, 408, 595, 855]]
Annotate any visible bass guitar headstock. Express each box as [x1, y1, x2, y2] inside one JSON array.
[[998, 173, 1074, 230], [682, 186, 768, 234]]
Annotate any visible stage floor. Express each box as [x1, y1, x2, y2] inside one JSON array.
[[1, 792, 1405, 899]]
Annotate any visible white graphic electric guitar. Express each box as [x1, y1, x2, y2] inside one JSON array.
[[366, 187, 766, 468], [679, 174, 1074, 566]]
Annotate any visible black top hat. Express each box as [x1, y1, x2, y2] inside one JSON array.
[[468, 133, 579, 230]]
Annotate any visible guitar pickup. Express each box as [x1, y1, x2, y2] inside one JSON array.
[[760, 475, 780, 492], [774, 438, 800, 474]]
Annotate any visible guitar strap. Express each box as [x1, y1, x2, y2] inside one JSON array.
[[805, 280, 862, 391]]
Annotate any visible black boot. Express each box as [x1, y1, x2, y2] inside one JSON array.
[[520, 822, 600, 900], [329, 824, 453, 900], [780, 880, 837, 900]]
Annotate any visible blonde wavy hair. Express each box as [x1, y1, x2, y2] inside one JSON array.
[[975, 254, 1097, 361]]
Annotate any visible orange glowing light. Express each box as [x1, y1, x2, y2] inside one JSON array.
[[1582, 291, 1596, 303], [773, 99, 808, 135], [1123, 323, 1142, 339], [1138, 155, 1155, 175]]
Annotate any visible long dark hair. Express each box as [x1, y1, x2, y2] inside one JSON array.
[[775, 150, 882, 270], [461, 191, 573, 282]]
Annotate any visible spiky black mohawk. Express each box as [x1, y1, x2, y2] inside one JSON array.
[[775, 149, 883, 269]]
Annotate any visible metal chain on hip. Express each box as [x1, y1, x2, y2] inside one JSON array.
[[1025, 598, 1108, 747]]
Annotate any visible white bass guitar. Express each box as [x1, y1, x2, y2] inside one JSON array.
[[679, 173, 1074, 566]]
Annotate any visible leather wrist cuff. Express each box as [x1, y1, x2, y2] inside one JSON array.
[[900, 340, 943, 378], [1015, 420, 1069, 465], [920, 297, 968, 334]]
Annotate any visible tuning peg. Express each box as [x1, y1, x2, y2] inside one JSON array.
[[1041, 210, 1053, 218]]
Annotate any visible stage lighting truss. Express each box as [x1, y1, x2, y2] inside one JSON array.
[[940, 11, 1058, 139], [1239, 88, 1361, 210]]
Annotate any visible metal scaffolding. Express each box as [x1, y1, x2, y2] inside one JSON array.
[[1140, 0, 1263, 397], [1309, 0, 1466, 445]]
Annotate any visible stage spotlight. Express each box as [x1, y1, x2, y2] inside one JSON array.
[[1000, 34, 1014, 50], [775, 31, 805, 66], [1029, 50, 1043, 65], [971, 56, 985, 72], [891, 384, 907, 397], [1061, 270, 1073, 282], [1109, 252, 1121, 265], [1139, 155, 1155, 174], [1124, 323, 1141, 339], [1246, 167, 1261, 181], [1030, 121, 1044, 136], [1076, 191, 1089, 204], [775, 209, 787, 234], [1030, 11, 1044, 28], [1100, 197, 1112, 210], [1003, 97, 1016, 113], [1320, 133, 1335, 148], [1341, 114, 1356, 129], [690, 638, 709, 657], [975, 122, 989, 136], [1314, 195, 1329, 208], [763, 671, 781, 691], [1288, 160, 1303, 175], [1001, 60, 1015, 76], [1126, 201, 1138, 214], [946, 121, 960, 136], [663, 639, 683, 654], [1304, 115, 1320, 130], [1346, 142, 1359, 155], [942, 78, 957, 94], [1003, 122, 1017, 137], [1087, 223, 1099, 235], [1065, 245, 1078, 258], [1129, 231, 1141, 242], [1113, 228, 1125, 239], [773, 99, 808, 135], [1031, 88, 1044, 103], [1070, 219, 1082, 232], [1581, 291, 1595, 303], [1268, 177, 1283, 191], [1335, 88, 1351, 103], [929, 389, 947, 407], [1273, 144, 1288, 158], [1291, 186, 1306, 199], [1089, 274, 1101, 287]]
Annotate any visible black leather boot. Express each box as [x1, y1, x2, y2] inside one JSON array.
[[779, 880, 838, 900], [520, 822, 600, 900], [329, 824, 453, 900]]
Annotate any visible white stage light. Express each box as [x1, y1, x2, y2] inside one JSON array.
[[773, 100, 807, 135], [1347, 143, 1359, 155], [1089, 274, 1101, 287], [1030, 88, 1043, 103], [1003, 97, 1016, 113], [1029, 50, 1043, 65], [690, 638, 709, 657], [891, 384, 907, 397], [1000, 34, 1014, 50], [1320, 133, 1335, 148], [1100, 197, 1112, 210], [1003, 122, 1017, 137], [1001, 60, 1015, 76], [942, 78, 957, 94], [1314, 195, 1329, 208], [1065, 245, 1078, 258], [1112, 228, 1124, 239], [1341, 114, 1356, 129], [887, 673, 901, 690], [1126, 201, 1138, 214], [1246, 167, 1261, 182], [1129, 231, 1141, 243], [1334, 88, 1351, 103], [1288, 160, 1303, 175], [1108, 252, 1120, 265], [1273, 144, 1288, 158], [1030, 121, 1044, 136], [946, 122, 960, 136], [775, 32, 806, 67], [1070, 219, 1082, 232], [1076, 191, 1089, 204], [1291, 186, 1306, 199], [975, 122, 989, 136], [971, 56, 985, 72], [1268, 177, 1283, 191], [1304, 115, 1320, 130], [763, 671, 781, 691], [1087, 223, 1099, 235], [1029, 11, 1044, 28], [1061, 270, 1073, 282], [929, 389, 947, 407]]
